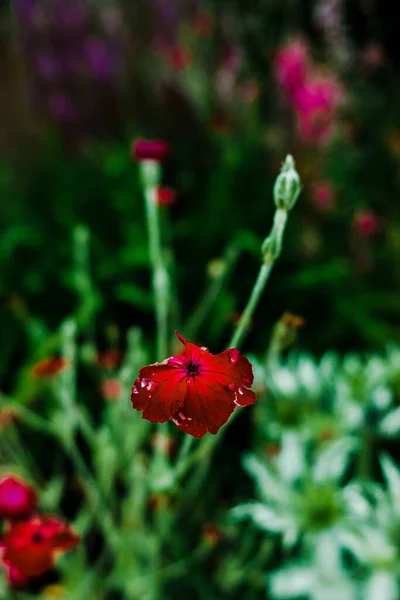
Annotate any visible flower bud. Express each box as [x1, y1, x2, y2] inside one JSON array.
[[273, 155, 301, 211], [0, 476, 37, 521]]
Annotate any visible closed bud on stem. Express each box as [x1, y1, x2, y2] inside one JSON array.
[[273, 155, 301, 211]]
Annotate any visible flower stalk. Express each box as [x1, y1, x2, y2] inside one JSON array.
[[140, 161, 170, 361], [229, 155, 301, 350]]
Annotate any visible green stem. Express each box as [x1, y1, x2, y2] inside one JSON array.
[[143, 177, 170, 361], [229, 262, 273, 349]]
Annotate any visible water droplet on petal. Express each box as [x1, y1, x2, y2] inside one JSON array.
[[132, 386, 139, 395], [228, 349, 239, 364], [146, 381, 155, 391], [140, 378, 149, 389], [238, 386, 245, 395], [201, 346, 209, 352], [228, 383, 236, 391]]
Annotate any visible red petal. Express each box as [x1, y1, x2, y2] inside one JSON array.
[[171, 377, 235, 438], [131, 364, 186, 423], [175, 331, 204, 363], [202, 348, 254, 388]]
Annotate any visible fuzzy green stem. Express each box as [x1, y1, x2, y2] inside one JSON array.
[[142, 164, 170, 361], [229, 262, 273, 349]]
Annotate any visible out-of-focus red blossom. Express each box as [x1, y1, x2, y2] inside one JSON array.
[[151, 432, 177, 457], [100, 378, 123, 401], [203, 523, 223, 545], [131, 332, 256, 438], [1, 516, 79, 578], [168, 47, 192, 71], [362, 43, 385, 69], [353, 209, 382, 237], [192, 12, 215, 36], [387, 131, 400, 159], [0, 408, 19, 429], [265, 441, 280, 459], [274, 38, 310, 103], [31, 357, 70, 378], [96, 349, 123, 370], [294, 76, 343, 144], [131, 139, 169, 163], [0, 476, 37, 521], [156, 186, 178, 206], [311, 181, 336, 212], [0, 554, 29, 588]]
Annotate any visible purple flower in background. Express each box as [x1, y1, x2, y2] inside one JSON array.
[[36, 54, 59, 80], [151, 0, 180, 47], [13, 0, 35, 22], [48, 93, 76, 121], [84, 38, 114, 80], [51, 1, 87, 30]]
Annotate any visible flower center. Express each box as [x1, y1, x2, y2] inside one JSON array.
[[185, 360, 201, 378], [31, 532, 44, 543]]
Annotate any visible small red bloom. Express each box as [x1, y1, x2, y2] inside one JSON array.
[[192, 12, 215, 37], [156, 186, 178, 206], [131, 332, 256, 438], [168, 47, 192, 71], [353, 209, 382, 237], [100, 378, 123, 401], [1, 515, 79, 578], [0, 476, 37, 521], [312, 181, 336, 212], [131, 139, 169, 163], [31, 357, 70, 378], [0, 553, 29, 588], [96, 349, 123, 370], [0, 408, 19, 429]]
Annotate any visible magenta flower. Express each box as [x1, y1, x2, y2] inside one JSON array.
[[0, 476, 37, 521], [294, 76, 343, 144], [275, 38, 310, 103], [132, 139, 169, 163]]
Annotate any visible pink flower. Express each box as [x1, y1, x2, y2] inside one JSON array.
[[312, 181, 336, 212], [353, 210, 382, 237], [131, 140, 169, 163], [0, 476, 37, 521], [275, 39, 310, 103], [294, 76, 342, 144]]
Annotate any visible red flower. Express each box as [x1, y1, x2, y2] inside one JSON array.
[[168, 47, 192, 71], [353, 209, 382, 237], [31, 357, 70, 378], [0, 553, 29, 588], [192, 12, 215, 37], [96, 349, 123, 370], [100, 378, 123, 401], [130, 332, 256, 438], [131, 139, 169, 163], [156, 186, 178, 206], [1, 515, 79, 578], [311, 181, 336, 212], [0, 476, 37, 521]]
